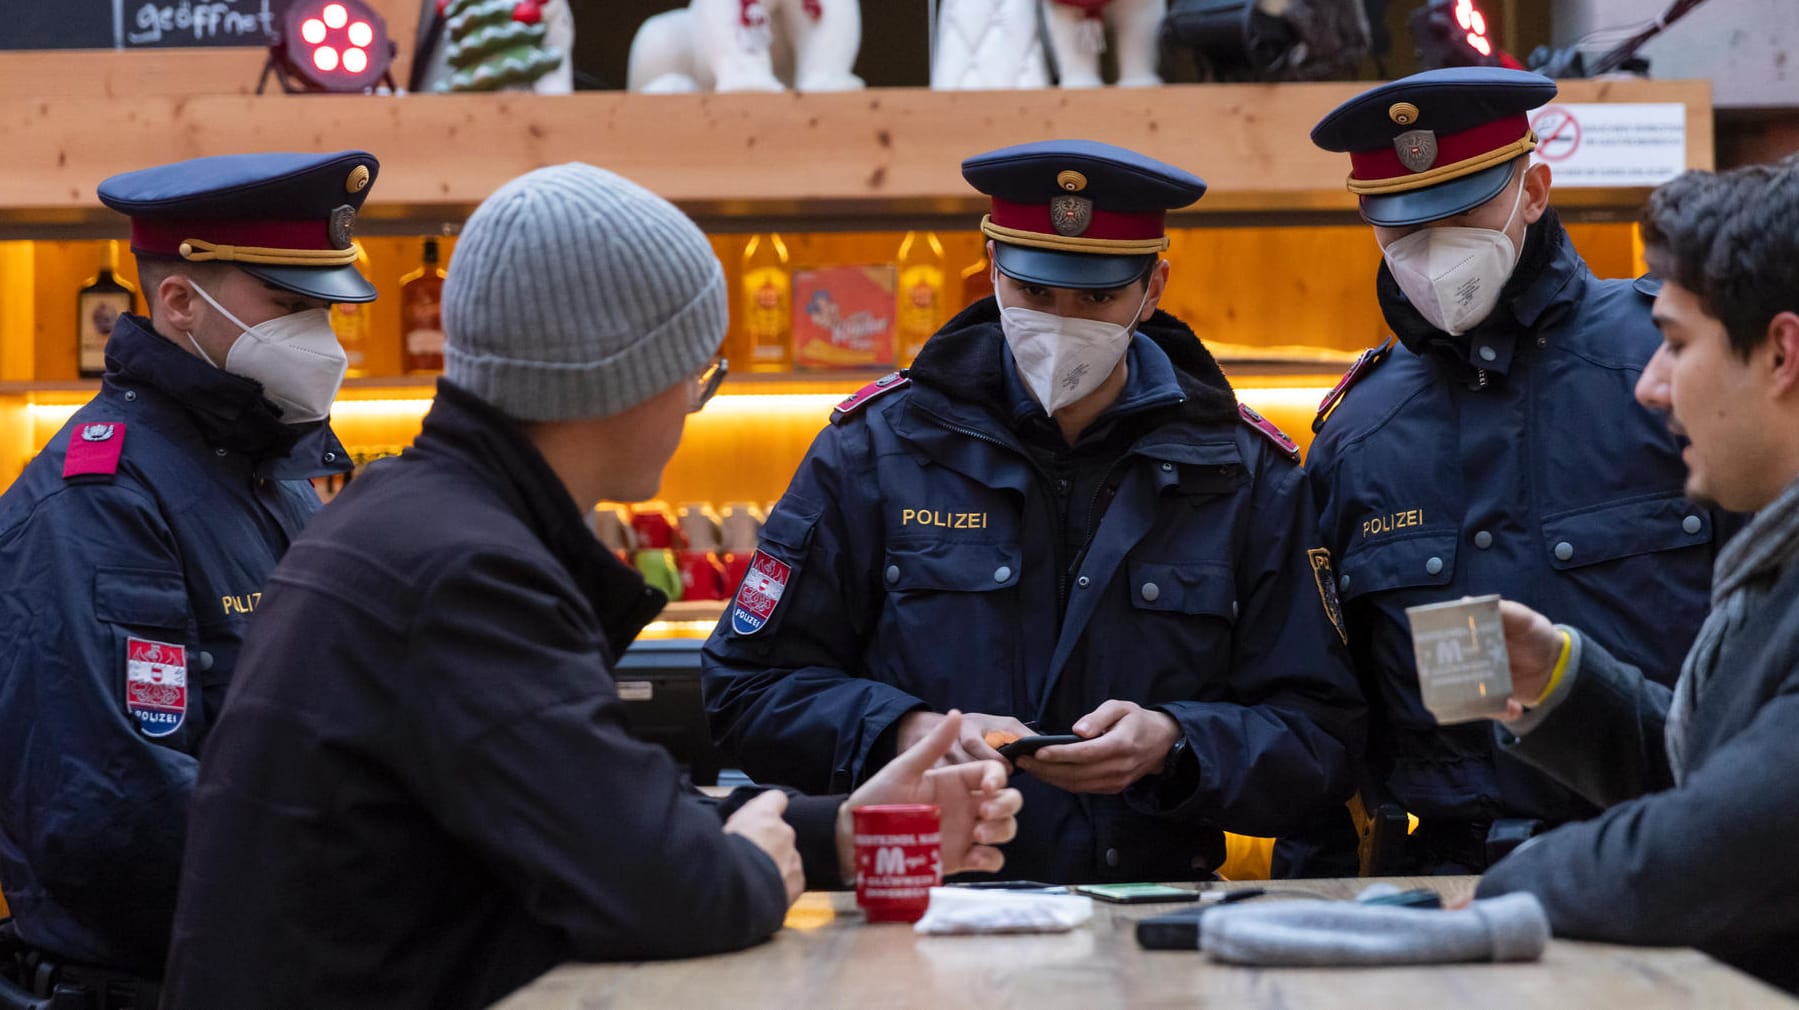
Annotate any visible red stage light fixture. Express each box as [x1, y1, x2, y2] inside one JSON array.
[[1410, 0, 1526, 69], [259, 0, 398, 94]]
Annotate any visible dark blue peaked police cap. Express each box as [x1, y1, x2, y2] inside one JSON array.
[[962, 139, 1206, 290], [1311, 67, 1557, 227], [98, 150, 381, 303]]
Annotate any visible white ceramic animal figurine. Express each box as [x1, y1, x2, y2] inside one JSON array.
[[1042, 0, 1166, 87], [932, 0, 1050, 89], [627, 0, 865, 93]]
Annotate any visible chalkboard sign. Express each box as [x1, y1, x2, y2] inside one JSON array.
[[0, 0, 294, 51]]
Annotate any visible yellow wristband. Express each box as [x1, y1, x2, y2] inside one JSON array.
[[1531, 630, 1574, 707]]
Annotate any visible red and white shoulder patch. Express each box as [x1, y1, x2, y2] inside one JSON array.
[[730, 550, 792, 636], [1238, 404, 1299, 462], [1313, 337, 1394, 433], [63, 422, 127, 480], [830, 371, 910, 424], [125, 636, 187, 738]]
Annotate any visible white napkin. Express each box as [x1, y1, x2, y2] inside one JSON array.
[[912, 887, 1095, 935]]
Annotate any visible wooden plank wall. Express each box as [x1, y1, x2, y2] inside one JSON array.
[[0, 78, 1714, 218]]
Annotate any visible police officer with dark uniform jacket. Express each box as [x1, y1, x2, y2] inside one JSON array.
[[1304, 69, 1727, 873], [703, 140, 1365, 884], [0, 151, 374, 1001]]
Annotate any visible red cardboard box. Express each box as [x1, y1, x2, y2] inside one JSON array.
[[792, 265, 898, 370]]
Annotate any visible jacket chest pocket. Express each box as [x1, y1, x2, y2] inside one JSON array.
[[1537, 494, 1716, 670], [1125, 560, 1237, 620], [1113, 560, 1237, 701], [94, 565, 203, 748], [1337, 531, 1459, 603], [1539, 494, 1714, 570], [879, 541, 1023, 712]]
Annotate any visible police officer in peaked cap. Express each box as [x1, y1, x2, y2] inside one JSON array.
[[0, 150, 376, 999], [1301, 67, 1735, 874], [703, 139, 1366, 884]]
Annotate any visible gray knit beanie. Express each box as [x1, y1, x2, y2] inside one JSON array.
[[443, 162, 726, 421]]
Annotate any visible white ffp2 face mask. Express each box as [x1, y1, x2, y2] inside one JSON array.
[[996, 278, 1149, 414], [185, 280, 348, 423], [1380, 174, 1528, 336]]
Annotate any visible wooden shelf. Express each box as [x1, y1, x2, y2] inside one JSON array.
[[0, 79, 1712, 237]]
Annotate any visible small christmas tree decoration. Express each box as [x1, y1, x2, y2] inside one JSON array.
[[435, 0, 564, 92]]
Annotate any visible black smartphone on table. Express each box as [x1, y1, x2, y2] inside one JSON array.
[[948, 880, 1068, 893], [1070, 882, 1200, 904]]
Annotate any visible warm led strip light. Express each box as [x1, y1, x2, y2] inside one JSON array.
[[25, 392, 855, 429], [28, 388, 1336, 444]]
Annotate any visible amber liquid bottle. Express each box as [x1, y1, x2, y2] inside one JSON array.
[[740, 233, 792, 373], [77, 241, 139, 378], [895, 231, 947, 368], [400, 238, 447, 374], [331, 245, 374, 378]]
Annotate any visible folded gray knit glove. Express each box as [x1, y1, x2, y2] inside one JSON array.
[[1201, 892, 1549, 967]]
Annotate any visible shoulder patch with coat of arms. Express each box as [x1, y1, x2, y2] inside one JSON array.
[[1307, 547, 1349, 646], [125, 636, 188, 738], [730, 550, 793, 635]]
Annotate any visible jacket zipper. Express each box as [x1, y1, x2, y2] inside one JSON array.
[[1067, 455, 1134, 595]]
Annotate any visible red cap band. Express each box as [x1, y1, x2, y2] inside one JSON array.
[[1348, 114, 1531, 184], [988, 197, 1166, 243], [129, 218, 336, 257]]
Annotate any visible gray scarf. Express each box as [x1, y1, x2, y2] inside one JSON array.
[[1666, 477, 1799, 781]]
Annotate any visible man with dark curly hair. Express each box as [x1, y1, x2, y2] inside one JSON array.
[[1476, 154, 1799, 994]]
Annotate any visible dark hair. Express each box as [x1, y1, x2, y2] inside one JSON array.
[[1640, 153, 1799, 358]]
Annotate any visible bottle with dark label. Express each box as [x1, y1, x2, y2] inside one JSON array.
[[400, 238, 447, 374], [77, 240, 139, 378]]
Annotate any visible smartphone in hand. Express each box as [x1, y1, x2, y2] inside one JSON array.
[[996, 734, 1082, 760]]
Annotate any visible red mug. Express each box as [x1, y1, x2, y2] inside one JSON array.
[[721, 552, 754, 595], [852, 804, 942, 923], [677, 550, 729, 601]]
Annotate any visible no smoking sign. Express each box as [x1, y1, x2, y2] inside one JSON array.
[[1530, 106, 1581, 161]]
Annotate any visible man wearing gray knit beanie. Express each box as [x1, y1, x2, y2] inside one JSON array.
[[161, 163, 1021, 1010]]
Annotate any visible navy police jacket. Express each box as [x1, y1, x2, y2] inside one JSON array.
[[0, 315, 347, 975], [703, 300, 1365, 884], [1305, 211, 1723, 830]]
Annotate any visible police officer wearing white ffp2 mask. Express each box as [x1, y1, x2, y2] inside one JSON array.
[[0, 151, 374, 993], [1299, 68, 1731, 877], [703, 139, 1367, 885]]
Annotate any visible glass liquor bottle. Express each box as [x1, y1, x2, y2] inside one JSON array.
[[895, 231, 946, 368], [331, 245, 374, 378], [77, 241, 138, 378], [740, 233, 792, 373], [400, 238, 447, 375]]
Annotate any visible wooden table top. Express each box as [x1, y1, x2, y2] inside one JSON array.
[[497, 877, 1795, 1009]]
